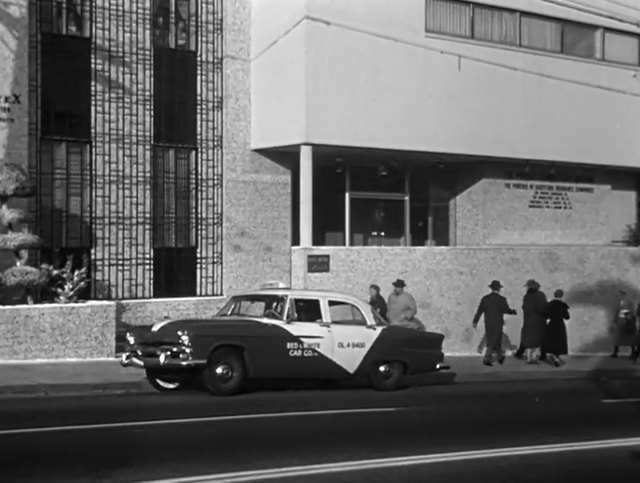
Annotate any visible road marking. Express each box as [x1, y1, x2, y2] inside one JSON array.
[[0, 407, 399, 436], [602, 398, 640, 404], [141, 437, 640, 483]]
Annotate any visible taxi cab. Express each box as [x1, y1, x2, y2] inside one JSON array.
[[120, 283, 449, 396]]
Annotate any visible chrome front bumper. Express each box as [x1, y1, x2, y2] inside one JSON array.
[[120, 351, 206, 369]]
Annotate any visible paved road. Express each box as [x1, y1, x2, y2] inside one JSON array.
[[0, 376, 639, 482]]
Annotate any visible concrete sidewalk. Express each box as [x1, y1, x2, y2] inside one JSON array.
[[0, 355, 637, 397]]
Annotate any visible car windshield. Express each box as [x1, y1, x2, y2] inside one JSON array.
[[216, 294, 288, 320]]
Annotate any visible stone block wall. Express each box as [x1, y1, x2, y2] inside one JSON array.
[[292, 246, 640, 355], [0, 301, 116, 360], [222, 0, 292, 294], [117, 296, 226, 327]]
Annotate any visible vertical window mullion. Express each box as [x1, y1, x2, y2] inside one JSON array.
[[469, 2, 474, 40]]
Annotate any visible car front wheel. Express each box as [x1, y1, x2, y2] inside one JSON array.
[[201, 348, 246, 396], [145, 369, 186, 392], [370, 361, 405, 391]]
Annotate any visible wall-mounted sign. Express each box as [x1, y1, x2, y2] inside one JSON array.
[[0, 93, 21, 125], [504, 182, 594, 211], [307, 254, 330, 273]]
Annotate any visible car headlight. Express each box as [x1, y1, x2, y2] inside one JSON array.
[[177, 329, 191, 347]]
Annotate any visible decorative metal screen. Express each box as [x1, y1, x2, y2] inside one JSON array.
[[31, 0, 223, 299]]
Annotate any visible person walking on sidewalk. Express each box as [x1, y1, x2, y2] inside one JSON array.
[[368, 284, 388, 321], [387, 279, 425, 330], [519, 279, 548, 364], [610, 290, 637, 359], [541, 289, 570, 367], [472, 280, 517, 366]]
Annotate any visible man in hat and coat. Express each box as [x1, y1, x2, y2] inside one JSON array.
[[611, 289, 637, 359], [387, 279, 424, 330], [472, 280, 517, 366]]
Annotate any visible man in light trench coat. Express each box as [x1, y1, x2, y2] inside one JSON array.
[[473, 280, 517, 366]]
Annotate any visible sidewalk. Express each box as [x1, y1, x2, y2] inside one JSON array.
[[0, 355, 637, 397]]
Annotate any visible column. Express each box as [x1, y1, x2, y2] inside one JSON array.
[[299, 145, 313, 247]]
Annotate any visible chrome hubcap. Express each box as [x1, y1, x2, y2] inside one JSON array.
[[214, 363, 234, 382], [378, 363, 393, 379]]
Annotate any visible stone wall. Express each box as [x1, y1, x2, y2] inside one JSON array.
[[222, 0, 292, 294], [117, 296, 226, 326], [292, 246, 640, 355], [0, 301, 115, 360]]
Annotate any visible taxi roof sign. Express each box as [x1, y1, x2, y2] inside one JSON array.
[[260, 281, 289, 289]]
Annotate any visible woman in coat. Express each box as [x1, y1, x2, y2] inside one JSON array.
[[521, 279, 548, 364], [611, 290, 637, 359], [542, 289, 570, 367], [368, 284, 388, 321]]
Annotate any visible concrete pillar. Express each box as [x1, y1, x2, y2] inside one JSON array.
[[299, 145, 313, 247]]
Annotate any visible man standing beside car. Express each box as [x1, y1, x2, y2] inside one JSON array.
[[472, 280, 518, 366], [387, 279, 424, 330]]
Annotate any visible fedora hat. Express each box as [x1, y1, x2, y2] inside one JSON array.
[[489, 280, 503, 290], [392, 278, 406, 288]]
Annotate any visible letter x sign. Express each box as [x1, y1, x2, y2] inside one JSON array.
[[1, 95, 21, 105]]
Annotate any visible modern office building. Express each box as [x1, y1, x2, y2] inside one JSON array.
[[2, 0, 640, 352]]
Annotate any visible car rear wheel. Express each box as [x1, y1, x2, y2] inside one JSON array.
[[370, 361, 404, 391], [145, 369, 186, 392], [201, 348, 246, 396]]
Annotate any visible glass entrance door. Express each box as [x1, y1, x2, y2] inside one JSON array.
[[350, 198, 405, 246]]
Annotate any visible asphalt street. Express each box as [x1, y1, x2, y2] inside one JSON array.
[[0, 376, 639, 482]]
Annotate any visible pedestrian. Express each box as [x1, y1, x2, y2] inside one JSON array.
[[472, 280, 517, 366], [368, 284, 388, 321], [519, 279, 548, 364], [610, 290, 637, 359], [387, 279, 425, 330], [541, 289, 570, 367]]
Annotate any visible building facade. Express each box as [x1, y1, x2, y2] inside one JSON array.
[[2, 0, 640, 353]]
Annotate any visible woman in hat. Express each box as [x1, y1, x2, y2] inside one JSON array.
[[368, 284, 388, 321], [541, 289, 570, 367], [520, 279, 548, 364]]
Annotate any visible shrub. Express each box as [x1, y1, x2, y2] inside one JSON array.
[[42, 255, 90, 304]]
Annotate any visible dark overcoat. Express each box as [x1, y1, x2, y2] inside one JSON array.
[[542, 299, 570, 356], [473, 292, 515, 350], [521, 289, 548, 349], [369, 294, 388, 320], [611, 298, 637, 347]]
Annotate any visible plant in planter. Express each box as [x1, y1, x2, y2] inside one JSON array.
[[41, 255, 90, 304], [0, 163, 47, 304]]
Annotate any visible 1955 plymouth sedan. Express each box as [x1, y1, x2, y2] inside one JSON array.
[[120, 285, 449, 396]]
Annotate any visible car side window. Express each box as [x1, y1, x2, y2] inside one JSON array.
[[287, 298, 323, 323], [328, 300, 367, 326]]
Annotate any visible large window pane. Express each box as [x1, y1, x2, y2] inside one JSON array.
[[350, 199, 405, 247], [604, 30, 639, 65], [313, 164, 345, 246], [409, 167, 454, 246], [520, 14, 562, 52], [425, 0, 471, 37], [473, 6, 518, 45], [562, 22, 598, 58]]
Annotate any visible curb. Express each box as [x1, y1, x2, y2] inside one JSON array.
[[1, 368, 638, 398]]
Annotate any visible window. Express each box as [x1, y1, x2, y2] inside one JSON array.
[[217, 295, 288, 319], [604, 31, 640, 65], [328, 301, 367, 326], [39, 0, 91, 37], [39, 140, 91, 249], [425, 0, 471, 38], [350, 164, 405, 193], [153, 147, 195, 249], [153, 47, 197, 145], [152, 0, 197, 51], [410, 167, 455, 246], [41, 34, 91, 139], [562, 22, 599, 59], [350, 199, 405, 246], [520, 14, 561, 52], [288, 299, 323, 323], [313, 162, 345, 246], [473, 5, 518, 45]]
